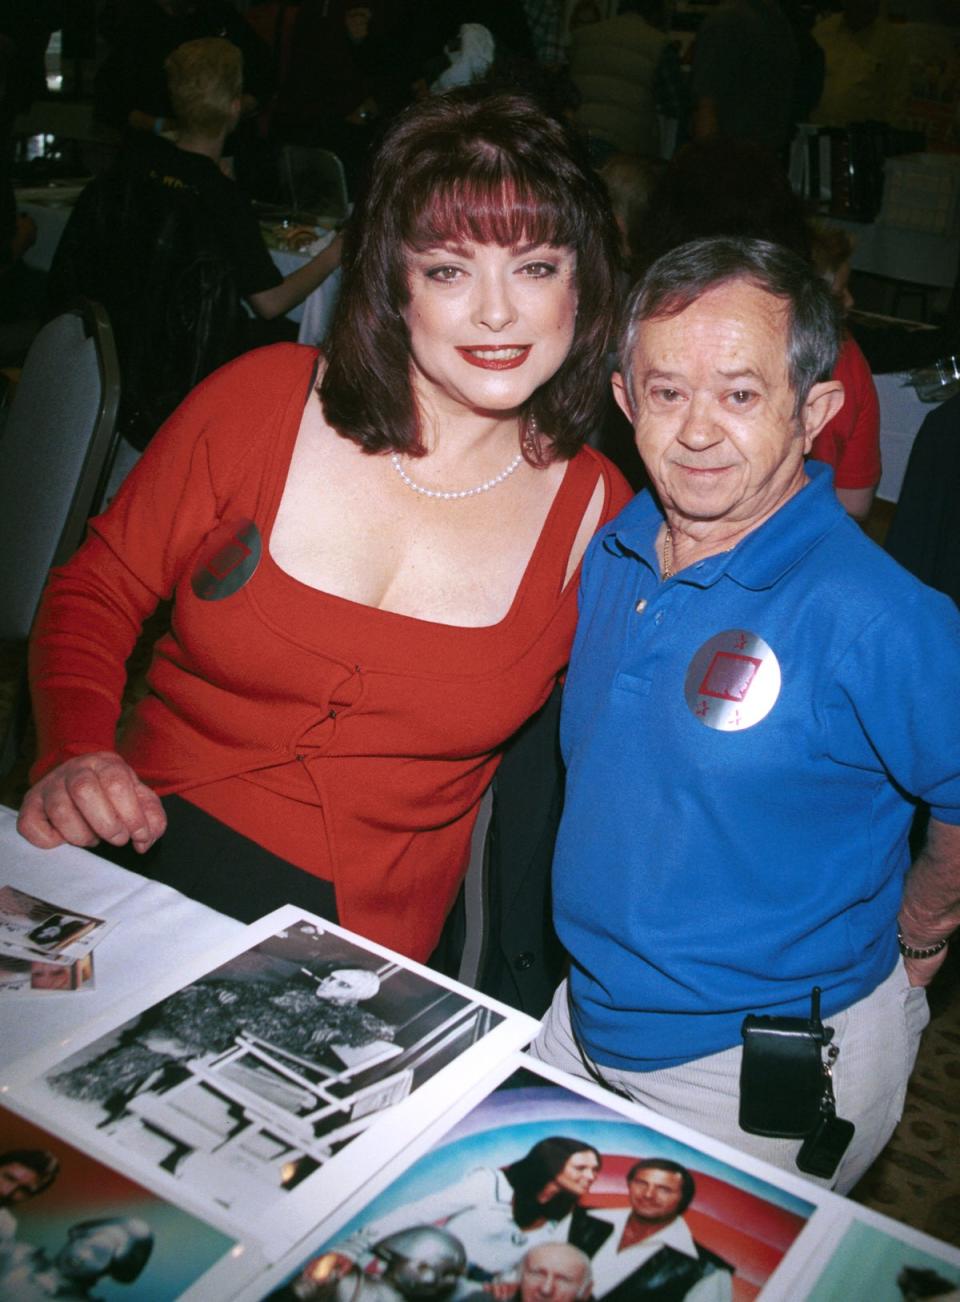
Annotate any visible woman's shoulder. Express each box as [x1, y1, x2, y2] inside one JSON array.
[[569, 444, 635, 522], [192, 343, 320, 418], [137, 343, 320, 488]]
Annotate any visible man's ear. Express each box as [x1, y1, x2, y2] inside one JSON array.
[[611, 371, 633, 424], [799, 379, 845, 452]]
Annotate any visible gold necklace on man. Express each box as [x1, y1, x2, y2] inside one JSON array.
[[660, 525, 676, 581], [660, 525, 735, 581]]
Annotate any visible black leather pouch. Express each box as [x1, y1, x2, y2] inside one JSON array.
[[739, 1014, 826, 1137]]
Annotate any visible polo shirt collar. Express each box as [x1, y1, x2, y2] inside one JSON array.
[[604, 462, 847, 592]]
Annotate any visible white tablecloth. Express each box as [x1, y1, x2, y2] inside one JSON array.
[[832, 217, 959, 292], [18, 195, 74, 273], [268, 245, 341, 341], [0, 805, 243, 1072], [875, 372, 943, 502]]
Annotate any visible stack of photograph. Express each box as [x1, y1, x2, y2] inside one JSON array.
[[0, 885, 112, 994], [1, 905, 958, 1300]]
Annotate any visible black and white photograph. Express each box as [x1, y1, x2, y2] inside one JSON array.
[[0, 886, 105, 961], [22, 910, 532, 1253]]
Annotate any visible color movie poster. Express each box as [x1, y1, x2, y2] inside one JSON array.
[[0, 1105, 254, 1299], [14, 908, 533, 1256], [260, 1061, 818, 1301], [805, 1219, 960, 1301]]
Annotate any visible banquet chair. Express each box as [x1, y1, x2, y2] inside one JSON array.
[[278, 145, 349, 222], [47, 169, 245, 452], [0, 299, 121, 774]]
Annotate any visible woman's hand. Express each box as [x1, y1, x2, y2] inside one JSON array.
[[17, 753, 167, 854]]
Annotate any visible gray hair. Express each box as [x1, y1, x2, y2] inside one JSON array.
[[619, 236, 842, 417]]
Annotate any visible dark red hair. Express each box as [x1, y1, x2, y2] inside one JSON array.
[[320, 88, 621, 462]]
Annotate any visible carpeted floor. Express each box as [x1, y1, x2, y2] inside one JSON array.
[[2, 498, 958, 1244]]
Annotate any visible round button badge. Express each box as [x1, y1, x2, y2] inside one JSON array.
[[191, 520, 262, 601], [684, 629, 781, 731]]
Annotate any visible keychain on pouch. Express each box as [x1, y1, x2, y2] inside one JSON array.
[[740, 987, 855, 1179]]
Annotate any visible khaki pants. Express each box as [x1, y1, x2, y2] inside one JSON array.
[[529, 962, 929, 1194]]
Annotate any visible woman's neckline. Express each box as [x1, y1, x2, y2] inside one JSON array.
[[259, 363, 587, 632]]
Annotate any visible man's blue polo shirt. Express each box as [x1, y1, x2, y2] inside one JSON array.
[[555, 463, 960, 1071]]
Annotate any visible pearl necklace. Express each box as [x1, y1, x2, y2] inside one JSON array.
[[390, 440, 527, 501]]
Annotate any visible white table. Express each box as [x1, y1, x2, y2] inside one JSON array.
[[844, 220, 959, 294], [17, 189, 78, 273], [268, 243, 342, 341], [0, 805, 243, 1071], [874, 372, 945, 503]]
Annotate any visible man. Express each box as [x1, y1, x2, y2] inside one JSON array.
[[532, 236, 960, 1192], [0, 1149, 59, 1255], [571, 1160, 731, 1301], [811, 0, 904, 128], [567, 0, 675, 160], [688, 0, 799, 157], [0, 1148, 154, 1296], [94, 0, 273, 136], [515, 1243, 593, 1302], [0, 1150, 58, 1209], [49, 37, 341, 451]]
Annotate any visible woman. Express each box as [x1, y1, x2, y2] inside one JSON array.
[[339, 1137, 602, 1282], [807, 221, 881, 521], [18, 89, 630, 963]]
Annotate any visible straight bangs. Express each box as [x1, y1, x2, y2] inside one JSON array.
[[400, 168, 582, 259], [322, 89, 622, 458]]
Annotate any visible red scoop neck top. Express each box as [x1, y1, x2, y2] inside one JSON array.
[[30, 345, 631, 960]]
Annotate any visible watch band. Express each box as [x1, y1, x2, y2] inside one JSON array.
[[897, 926, 949, 960]]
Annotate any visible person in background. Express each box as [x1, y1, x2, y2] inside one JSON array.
[[597, 152, 664, 279], [636, 137, 878, 519], [567, 0, 679, 163], [95, 0, 273, 139], [0, 32, 40, 366], [521, 0, 564, 68], [688, 0, 799, 159], [270, 0, 406, 192], [19, 90, 630, 970], [885, 391, 960, 611], [165, 36, 343, 322], [58, 38, 342, 328], [532, 237, 960, 1193], [807, 221, 880, 520], [811, 0, 904, 128], [47, 36, 342, 460]]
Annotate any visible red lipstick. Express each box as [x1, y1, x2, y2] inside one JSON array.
[[456, 346, 531, 370]]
